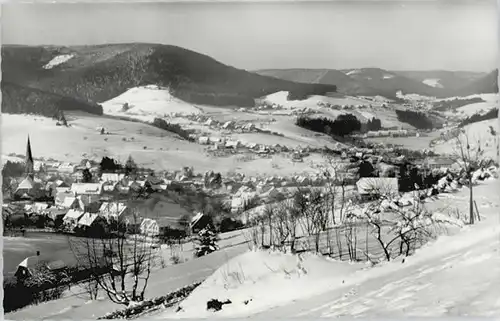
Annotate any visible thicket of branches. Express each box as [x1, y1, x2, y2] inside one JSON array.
[[69, 211, 159, 306], [295, 114, 361, 137], [244, 156, 464, 264], [395, 109, 434, 129]]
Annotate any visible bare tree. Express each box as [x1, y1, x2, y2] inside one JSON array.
[[451, 129, 486, 225], [356, 185, 445, 262], [69, 210, 159, 306]]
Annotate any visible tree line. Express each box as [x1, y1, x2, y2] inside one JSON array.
[[151, 118, 195, 141], [2, 82, 103, 118], [458, 108, 498, 127], [395, 109, 434, 129], [295, 114, 362, 137], [366, 117, 382, 131]]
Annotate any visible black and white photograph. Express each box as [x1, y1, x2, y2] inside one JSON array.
[[1, 0, 499, 319]]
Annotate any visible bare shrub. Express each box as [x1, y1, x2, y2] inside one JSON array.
[[69, 211, 159, 305]]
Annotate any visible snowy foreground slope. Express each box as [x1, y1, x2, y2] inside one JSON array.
[[161, 178, 500, 318]]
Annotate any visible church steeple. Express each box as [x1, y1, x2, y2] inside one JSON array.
[[25, 135, 34, 178]]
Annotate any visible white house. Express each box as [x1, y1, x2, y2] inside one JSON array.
[[99, 202, 129, 220], [101, 173, 126, 182], [63, 209, 84, 225], [58, 163, 76, 173], [139, 218, 160, 236]]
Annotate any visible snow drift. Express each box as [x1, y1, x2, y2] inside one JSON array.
[[161, 250, 364, 318], [43, 54, 74, 69], [422, 79, 443, 88]]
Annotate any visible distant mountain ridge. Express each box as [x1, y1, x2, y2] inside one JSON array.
[[255, 67, 497, 98], [1, 43, 337, 116]]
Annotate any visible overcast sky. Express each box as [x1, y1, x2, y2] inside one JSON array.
[[2, 1, 498, 71]]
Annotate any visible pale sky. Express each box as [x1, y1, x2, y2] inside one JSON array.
[[1, 1, 498, 71]]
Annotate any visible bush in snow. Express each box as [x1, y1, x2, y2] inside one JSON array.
[[193, 227, 220, 258]]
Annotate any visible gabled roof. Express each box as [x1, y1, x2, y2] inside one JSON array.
[[61, 196, 77, 208], [71, 183, 103, 195], [16, 176, 34, 191], [99, 202, 128, 218], [63, 209, 84, 221], [78, 212, 99, 227]]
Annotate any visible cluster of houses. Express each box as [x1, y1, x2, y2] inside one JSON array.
[[353, 129, 419, 139], [253, 102, 285, 111], [2, 138, 213, 239], [317, 101, 373, 110], [185, 114, 260, 134]]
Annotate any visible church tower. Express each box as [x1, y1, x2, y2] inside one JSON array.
[[25, 135, 35, 178]]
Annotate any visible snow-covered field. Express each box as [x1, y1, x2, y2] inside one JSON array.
[[160, 251, 365, 319], [100, 85, 201, 122], [43, 54, 75, 69], [260, 91, 378, 110], [455, 95, 499, 117], [437, 93, 498, 102], [396, 91, 436, 101], [432, 118, 498, 159], [158, 178, 500, 318], [0, 113, 326, 177]]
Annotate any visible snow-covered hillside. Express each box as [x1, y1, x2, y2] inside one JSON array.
[[437, 93, 498, 102], [422, 78, 443, 88], [100, 85, 201, 122], [433, 118, 498, 159], [260, 91, 379, 109], [158, 178, 500, 318], [396, 90, 436, 101], [43, 54, 74, 69]]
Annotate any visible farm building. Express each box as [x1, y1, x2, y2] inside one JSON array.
[[70, 183, 103, 204], [419, 157, 456, 170], [63, 209, 85, 226], [101, 173, 126, 182], [15, 252, 69, 280], [126, 194, 192, 235]]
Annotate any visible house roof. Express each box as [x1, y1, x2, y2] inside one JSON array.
[[99, 202, 128, 218], [61, 196, 77, 208], [16, 176, 34, 191], [63, 209, 84, 221], [78, 212, 99, 227], [71, 183, 103, 195], [18, 255, 70, 272]]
